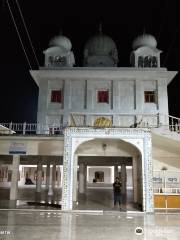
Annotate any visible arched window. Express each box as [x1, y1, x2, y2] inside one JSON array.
[[152, 56, 158, 67], [54, 56, 66, 65], [48, 56, 54, 65], [144, 56, 152, 67]]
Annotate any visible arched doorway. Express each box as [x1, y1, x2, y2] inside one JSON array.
[[62, 127, 153, 212], [74, 139, 142, 211]]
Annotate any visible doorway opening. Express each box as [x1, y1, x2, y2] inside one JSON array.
[[73, 138, 143, 211]]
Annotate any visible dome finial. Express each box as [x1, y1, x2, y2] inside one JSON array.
[[99, 22, 102, 34]]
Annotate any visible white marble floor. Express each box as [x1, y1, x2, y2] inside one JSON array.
[[0, 210, 180, 240], [0, 184, 139, 211]]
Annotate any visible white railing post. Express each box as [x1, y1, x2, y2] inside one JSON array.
[[52, 124, 55, 135], [23, 122, 26, 135], [169, 116, 172, 131], [9, 122, 12, 130], [36, 123, 40, 134], [157, 113, 160, 127], [175, 123, 178, 133], [9, 122, 12, 134]]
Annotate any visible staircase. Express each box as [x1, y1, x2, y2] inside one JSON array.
[[152, 114, 180, 142]]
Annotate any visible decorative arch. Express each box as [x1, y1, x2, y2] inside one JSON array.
[[62, 127, 153, 212]]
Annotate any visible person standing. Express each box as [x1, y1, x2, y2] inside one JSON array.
[[113, 177, 122, 209]]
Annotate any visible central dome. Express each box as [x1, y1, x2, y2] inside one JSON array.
[[83, 30, 118, 67], [84, 33, 118, 56]]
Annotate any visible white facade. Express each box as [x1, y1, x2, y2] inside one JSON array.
[[31, 68, 176, 128], [1, 31, 180, 212]]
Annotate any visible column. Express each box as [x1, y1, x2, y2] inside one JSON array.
[[63, 79, 71, 125], [57, 165, 61, 188], [36, 162, 42, 193], [46, 164, 50, 190], [79, 163, 86, 194], [133, 157, 138, 203], [157, 81, 169, 128], [112, 80, 119, 126], [84, 165, 87, 192], [10, 155, 20, 200], [121, 164, 127, 198], [73, 155, 78, 202], [114, 165, 118, 179], [135, 79, 143, 112], [48, 165, 53, 196], [52, 164, 56, 189]]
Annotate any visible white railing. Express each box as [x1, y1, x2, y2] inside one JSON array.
[[0, 122, 65, 135], [0, 114, 180, 135], [70, 113, 160, 128], [70, 113, 180, 129], [168, 115, 180, 133]]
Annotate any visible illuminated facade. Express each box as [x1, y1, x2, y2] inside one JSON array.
[[0, 30, 180, 212]]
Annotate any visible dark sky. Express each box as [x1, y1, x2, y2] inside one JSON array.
[[0, 0, 180, 123]]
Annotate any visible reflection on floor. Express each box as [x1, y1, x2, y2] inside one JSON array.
[[0, 184, 140, 211], [0, 210, 180, 240], [76, 185, 140, 211]]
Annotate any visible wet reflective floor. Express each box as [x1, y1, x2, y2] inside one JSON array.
[[0, 210, 180, 240], [0, 185, 139, 211]]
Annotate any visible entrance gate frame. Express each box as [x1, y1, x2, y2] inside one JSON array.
[[62, 127, 153, 212]]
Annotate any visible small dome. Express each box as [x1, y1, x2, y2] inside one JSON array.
[[132, 34, 157, 50], [84, 33, 118, 57], [43, 46, 67, 56], [49, 35, 72, 51]]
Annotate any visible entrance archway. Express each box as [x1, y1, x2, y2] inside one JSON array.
[[74, 139, 142, 211], [62, 127, 153, 212]]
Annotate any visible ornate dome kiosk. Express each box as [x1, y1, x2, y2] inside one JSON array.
[[43, 33, 75, 67], [130, 34, 162, 68]]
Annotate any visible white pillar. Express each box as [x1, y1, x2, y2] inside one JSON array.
[[52, 164, 56, 189], [10, 155, 20, 200], [61, 166, 63, 188], [133, 157, 138, 203], [73, 155, 78, 202], [46, 164, 50, 190], [48, 165, 53, 196], [84, 165, 87, 192], [57, 165, 61, 188], [114, 165, 118, 179], [36, 162, 42, 193], [79, 163, 86, 194], [121, 164, 127, 195]]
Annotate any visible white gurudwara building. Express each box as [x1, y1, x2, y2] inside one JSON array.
[[0, 29, 180, 212]]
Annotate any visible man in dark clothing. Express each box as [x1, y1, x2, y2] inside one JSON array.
[[113, 177, 122, 208]]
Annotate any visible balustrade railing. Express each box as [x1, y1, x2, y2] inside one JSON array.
[[0, 113, 180, 135], [0, 122, 65, 135], [168, 115, 180, 133]]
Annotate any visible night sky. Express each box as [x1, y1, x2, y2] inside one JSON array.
[[0, 0, 180, 123]]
